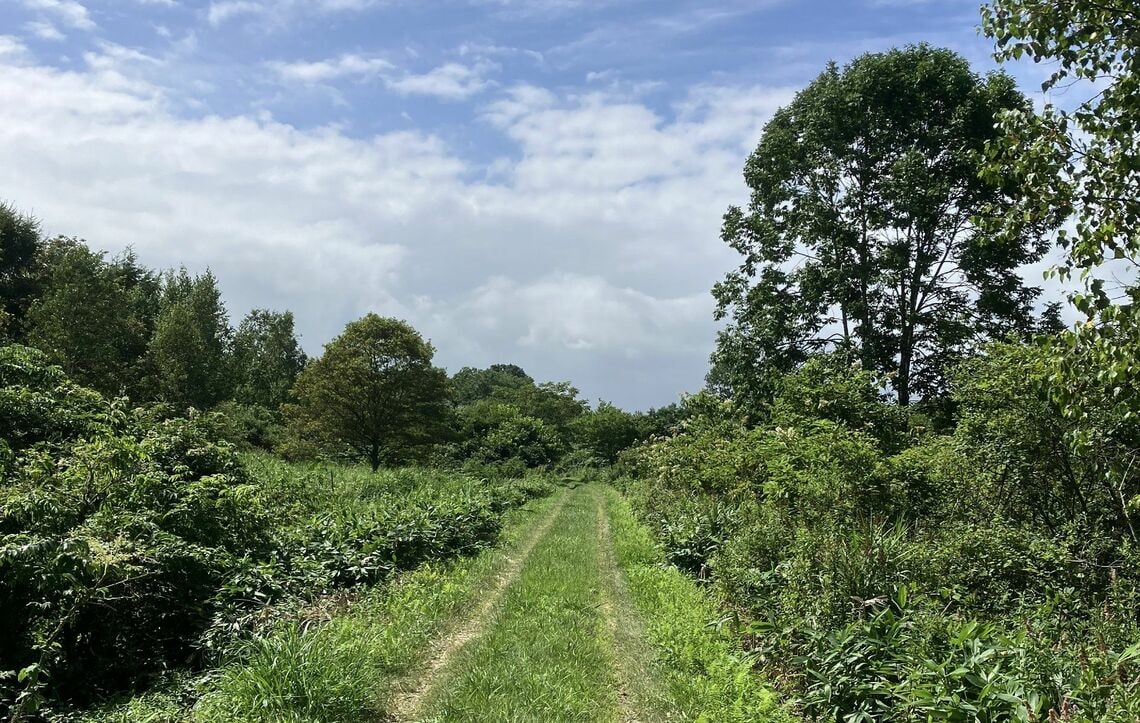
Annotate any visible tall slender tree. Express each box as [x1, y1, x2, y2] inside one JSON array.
[[24, 239, 157, 396], [232, 309, 306, 409], [0, 202, 42, 339], [713, 45, 1053, 409], [148, 269, 233, 408]]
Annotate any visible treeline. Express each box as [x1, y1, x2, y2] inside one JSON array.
[[0, 211, 674, 472], [620, 6, 1140, 721]]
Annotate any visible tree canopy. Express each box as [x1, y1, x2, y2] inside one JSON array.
[[286, 314, 451, 470], [712, 44, 1051, 410]]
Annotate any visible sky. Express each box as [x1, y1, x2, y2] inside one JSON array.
[[0, 0, 1060, 409]]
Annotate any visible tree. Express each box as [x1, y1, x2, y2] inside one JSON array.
[[982, 1, 1140, 422], [572, 402, 641, 462], [148, 269, 233, 408], [0, 202, 42, 338], [451, 400, 564, 468], [24, 239, 157, 397], [449, 364, 587, 435], [451, 364, 534, 406], [713, 45, 1051, 409], [286, 314, 450, 471], [981, 1, 1140, 517], [232, 309, 306, 409]]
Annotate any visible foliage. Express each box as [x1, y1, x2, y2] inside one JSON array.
[[285, 314, 451, 471], [982, 1, 1140, 497], [713, 44, 1049, 410], [447, 400, 564, 468], [571, 402, 642, 463], [0, 202, 42, 339], [0, 348, 555, 719], [451, 363, 533, 406], [623, 340, 1140, 719], [24, 239, 158, 398], [147, 269, 233, 409], [231, 309, 306, 410]]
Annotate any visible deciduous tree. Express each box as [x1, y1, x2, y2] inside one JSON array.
[[713, 45, 1051, 409], [286, 314, 450, 471]]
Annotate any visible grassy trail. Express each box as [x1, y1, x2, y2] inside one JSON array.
[[401, 483, 789, 723]]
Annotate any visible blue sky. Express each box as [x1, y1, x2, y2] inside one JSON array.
[[0, 0, 1057, 409]]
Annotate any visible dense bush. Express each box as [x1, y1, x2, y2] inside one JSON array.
[[0, 346, 554, 720], [620, 345, 1140, 720]]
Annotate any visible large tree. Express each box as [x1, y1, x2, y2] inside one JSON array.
[[982, 0, 1140, 420], [982, 0, 1140, 502], [0, 202, 42, 338], [232, 309, 307, 409], [148, 269, 233, 408], [287, 314, 450, 470], [24, 239, 158, 396], [712, 45, 1052, 409]]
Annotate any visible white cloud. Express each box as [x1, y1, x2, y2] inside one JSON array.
[[268, 55, 496, 100], [463, 274, 709, 354], [206, 0, 263, 25], [206, 0, 382, 27], [20, 0, 95, 30], [386, 61, 494, 100], [0, 36, 30, 59], [24, 20, 65, 41], [268, 53, 394, 83], [0, 49, 791, 407]]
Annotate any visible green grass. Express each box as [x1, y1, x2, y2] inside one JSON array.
[[198, 491, 563, 722], [76, 488, 563, 723], [77, 479, 790, 723], [418, 485, 619, 722], [602, 486, 792, 723]]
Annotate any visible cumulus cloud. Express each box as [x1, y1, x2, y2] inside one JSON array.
[[268, 53, 394, 84], [206, 0, 383, 27], [268, 54, 495, 99], [24, 20, 65, 41], [20, 0, 95, 30], [0, 43, 792, 407], [386, 61, 495, 99]]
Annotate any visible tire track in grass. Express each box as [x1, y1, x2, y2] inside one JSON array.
[[593, 487, 675, 723], [387, 486, 571, 721]]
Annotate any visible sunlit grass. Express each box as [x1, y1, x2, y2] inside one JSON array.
[[602, 487, 792, 723], [419, 486, 619, 722]]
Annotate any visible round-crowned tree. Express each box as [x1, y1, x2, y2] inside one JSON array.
[[286, 314, 450, 470], [712, 44, 1054, 412]]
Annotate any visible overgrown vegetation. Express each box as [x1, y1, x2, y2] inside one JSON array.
[[619, 6, 1140, 718], [0, 344, 554, 718], [3, 0, 1139, 720]]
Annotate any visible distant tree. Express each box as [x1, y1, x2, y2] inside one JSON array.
[[713, 45, 1052, 410], [514, 381, 588, 433], [232, 309, 306, 409], [0, 202, 42, 338], [636, 403, 688, 439], [24, 239, 157, 396], [452, 400, 564, 467], [451, 364, 534, 406], [148, 269, 233, 408], [450, 364, 586, 435], [572, 402, 641, 462], [286, 314, 450, 471]]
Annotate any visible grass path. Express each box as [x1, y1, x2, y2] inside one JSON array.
[[387, 488, 572, 719], [401, 483, 790, 723]]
